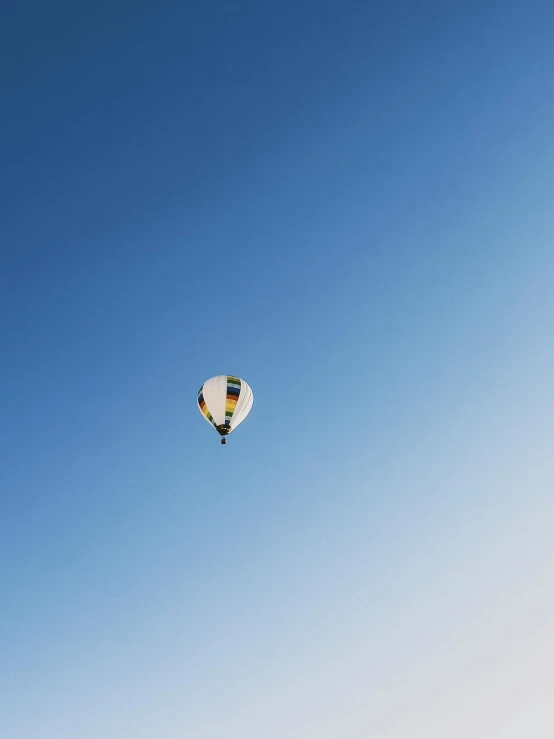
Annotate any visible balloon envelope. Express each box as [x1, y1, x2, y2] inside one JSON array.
[[197, 375, 254, 439]]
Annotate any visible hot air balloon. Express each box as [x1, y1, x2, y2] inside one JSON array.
[[197, 375, 254, 444]]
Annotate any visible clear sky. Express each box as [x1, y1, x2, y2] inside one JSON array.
[[2, 1, 554, 737]]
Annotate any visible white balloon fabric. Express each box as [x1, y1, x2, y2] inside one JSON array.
[[197, 375, 254, 442]]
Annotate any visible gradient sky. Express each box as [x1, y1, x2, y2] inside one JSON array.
[[2, 1, 554, 737]]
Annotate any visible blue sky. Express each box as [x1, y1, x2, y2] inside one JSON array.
[[2, 1, 554, 737]]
